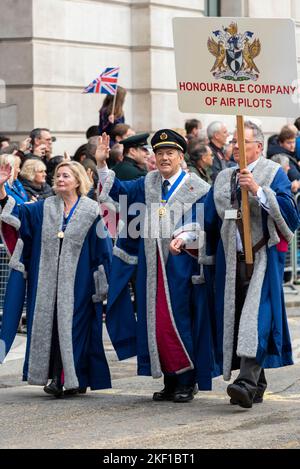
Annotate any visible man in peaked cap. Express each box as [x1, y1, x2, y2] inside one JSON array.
[[96, 129, 220, 403], [151, 128, 187, 154], [112, 132, 149, 180]]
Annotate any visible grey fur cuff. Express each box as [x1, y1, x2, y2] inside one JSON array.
[[0, 196, 21, 230], [8, 238, 27, 279], [92, 265, 109, 303], [98, 169, 116, 203], [173, 223, 200, 239], [113, 246, 138, 265], [262, 186, 294, 244]]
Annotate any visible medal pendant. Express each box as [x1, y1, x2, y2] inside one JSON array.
[[57, 231, 64, 239], [159, 207, 167, 217]]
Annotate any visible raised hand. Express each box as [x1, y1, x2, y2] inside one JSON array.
[[238, 168, 259, 196], [95, 133, 110, 168], [0, 163, 12, 186], [34, 144, 46, 157], [19, 137, 32, 153]]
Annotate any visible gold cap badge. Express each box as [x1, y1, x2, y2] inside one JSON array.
[[160, 132, 168, 141]]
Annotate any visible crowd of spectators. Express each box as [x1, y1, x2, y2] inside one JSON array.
[[1, 95, 300, 208]]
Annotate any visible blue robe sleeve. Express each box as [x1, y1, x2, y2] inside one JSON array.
[[108, 175, 146, 206], [269, 167, 300, 233], [0, 200, 44, 362]]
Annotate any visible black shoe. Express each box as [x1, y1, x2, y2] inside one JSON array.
[[43, 379, 63, 397], [153, 386, 175, 402], [227, 382, 254, 409], [253, 388, 264, 404], [173, 385, 196, 403], [64, 387, 87, 396], [230, 386, 265, 405]]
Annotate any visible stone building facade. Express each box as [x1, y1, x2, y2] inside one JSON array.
[[0, 0, 300, 154]]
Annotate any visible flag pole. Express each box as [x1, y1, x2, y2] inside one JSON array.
[[236, 115, 253, 265], [111, 84, 118, 124]]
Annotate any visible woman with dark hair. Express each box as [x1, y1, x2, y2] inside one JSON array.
[[187, 145, 213, 185], [72, 144, 93, 163], [98, 86, 126, 143]]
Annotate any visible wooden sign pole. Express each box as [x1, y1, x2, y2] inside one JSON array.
[[111, 85, 118, 124], [236, 115, 253, 265]]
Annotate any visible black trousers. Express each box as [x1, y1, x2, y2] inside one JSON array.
[[163, 370, 196, 390], [49, 308, 63, 383], [232, 256, 267, 393]]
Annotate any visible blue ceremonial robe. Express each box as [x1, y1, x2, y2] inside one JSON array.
[[104, 171, 220, 390], [204, 165, 300, 376], [0, 196, 112, 390]]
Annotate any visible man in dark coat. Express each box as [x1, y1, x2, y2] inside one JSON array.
[[113, 133, 149, 180], [207, 121, 230, 183]]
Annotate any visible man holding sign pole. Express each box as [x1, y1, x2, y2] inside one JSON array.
[[203, 121, 300, 408], [173, 15, 300, 409]]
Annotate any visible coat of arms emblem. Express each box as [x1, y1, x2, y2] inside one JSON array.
[[207, 22, 261, 81]]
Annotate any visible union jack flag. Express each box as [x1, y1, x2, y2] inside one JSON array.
[[83, 67, 120, 95]]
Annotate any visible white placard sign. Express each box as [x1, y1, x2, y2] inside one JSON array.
[[173, 18, 300, 117]]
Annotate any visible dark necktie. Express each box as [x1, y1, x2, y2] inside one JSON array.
[[230, 169, 241, 207], [162, 180, 170, 198]]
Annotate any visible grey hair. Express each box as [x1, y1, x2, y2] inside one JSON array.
[[20, 158, 47, 183], [207, 121, 224, 140], [244, 120, 264, 148], [271, 154, 289, 168]]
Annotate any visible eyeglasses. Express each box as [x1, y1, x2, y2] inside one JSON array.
[[229, 139, 261, 145]]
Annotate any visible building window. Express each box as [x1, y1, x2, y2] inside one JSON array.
[[205, 0, 221, 17]]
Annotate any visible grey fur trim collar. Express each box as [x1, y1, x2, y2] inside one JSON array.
[[28, 196, 99, 389], [214, 157, 281, 380], [0, 196, 21, 231], [143, 171, 206, 378]]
